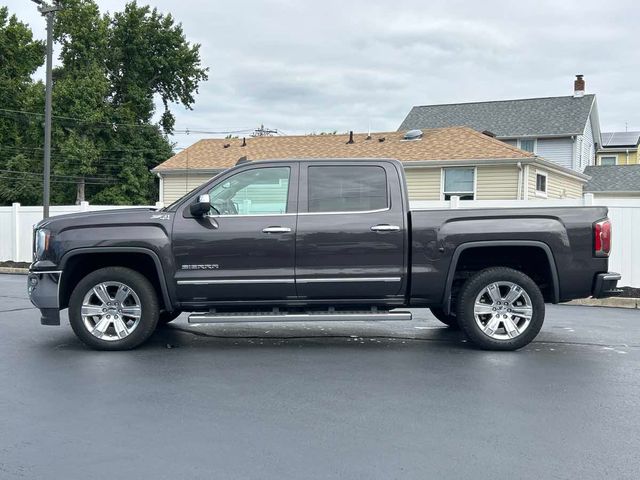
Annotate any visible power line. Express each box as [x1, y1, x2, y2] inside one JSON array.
[[0, 108, 256, 135]]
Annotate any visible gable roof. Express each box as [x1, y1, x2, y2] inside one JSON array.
[[601, 131, 640, 148], [153, 127, 534, 172], [584, 165, 640, 192], [398, 95, 596, 138]]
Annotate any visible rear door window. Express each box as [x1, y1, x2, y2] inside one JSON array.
[[307, 166, 388, 213]]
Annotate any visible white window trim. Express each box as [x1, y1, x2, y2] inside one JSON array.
[[440, 166, 477, 200], [599, 155, 617, 166], [518, 138, 537, 154], [535, 170, 548, 198]]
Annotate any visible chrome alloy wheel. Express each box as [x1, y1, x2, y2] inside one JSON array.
[[473, 281, 533, 340], [81, 282, 142, 341]]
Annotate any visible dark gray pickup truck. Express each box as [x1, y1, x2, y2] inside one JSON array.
[[28, 158, 619, 351]]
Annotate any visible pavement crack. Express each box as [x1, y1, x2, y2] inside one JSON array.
[[0, 307, 36, 313]]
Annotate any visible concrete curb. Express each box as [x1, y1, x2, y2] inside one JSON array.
[[563, 297, 639, 309], [0, 267, 28, 275]]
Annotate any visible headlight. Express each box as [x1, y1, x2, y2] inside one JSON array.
[[35, 229, 51, 259]]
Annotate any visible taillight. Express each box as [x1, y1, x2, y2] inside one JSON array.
[[594, 218, 611, 257]]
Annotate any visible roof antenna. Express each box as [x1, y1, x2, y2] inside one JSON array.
[[366, 120, 371, 140], [346, 131, 354, 144]]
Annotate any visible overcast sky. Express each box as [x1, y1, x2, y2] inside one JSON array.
[[7, 0, 640, 147]]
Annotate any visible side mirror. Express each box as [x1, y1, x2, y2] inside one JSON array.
[[190, 194, 211, 217]]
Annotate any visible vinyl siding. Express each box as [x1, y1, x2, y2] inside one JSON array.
[[406, 165, 520, 200], [475, 165, 519, 200], [581, 115, 595, 170], [162, 173, 215, 204], [404, 168, 441, 200], [527, 167, 583, 199], [535, 137, 574, 169], [597, 151, 638, 165]]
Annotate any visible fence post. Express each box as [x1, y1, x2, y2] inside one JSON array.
[[80, 201, 89, 212], [583, 193, 594, 206], [450, 196, 460, 209], [11, 203, 20, 262]]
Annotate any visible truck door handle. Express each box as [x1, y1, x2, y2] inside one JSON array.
[[370, 224, 400, 232], [262, 226, 292, 234]]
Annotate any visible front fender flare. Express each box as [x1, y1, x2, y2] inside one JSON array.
[[60, 247, 173, 310]]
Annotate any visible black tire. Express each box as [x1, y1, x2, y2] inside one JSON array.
[[158, 310, 182, 325], [429, 307, 459, 329], [69, 267, 159, 350], [456, 267, 545, 351]]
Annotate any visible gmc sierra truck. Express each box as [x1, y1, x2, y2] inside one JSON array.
[[28, 158, 620, 351]]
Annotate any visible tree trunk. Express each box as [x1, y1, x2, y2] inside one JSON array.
[[75, 177, 85, 204]]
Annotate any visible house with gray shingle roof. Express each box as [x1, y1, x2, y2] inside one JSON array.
[[399, 76, 601, 173], [584, 165, 640, 198]]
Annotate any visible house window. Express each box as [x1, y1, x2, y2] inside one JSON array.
[[535, 171, 547, 197], [518, 139, 536, 153], [443, 167, 475, 200], [599, 156, 617, 166]]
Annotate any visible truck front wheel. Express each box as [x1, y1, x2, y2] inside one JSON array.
[[68, 267, 159, 350], [456, 267, 545, 351]]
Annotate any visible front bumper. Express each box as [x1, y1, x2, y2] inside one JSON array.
[[27, 270, 61, 325], [592, 272, 622, 299]]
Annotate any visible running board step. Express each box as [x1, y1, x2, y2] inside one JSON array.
[[187, 310, 412, 324]]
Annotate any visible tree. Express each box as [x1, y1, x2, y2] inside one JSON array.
[[0, 7, 45, 204], [0, 1, 208, 205]]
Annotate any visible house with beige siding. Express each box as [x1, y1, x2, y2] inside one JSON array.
[[152, 127, 588, 205]]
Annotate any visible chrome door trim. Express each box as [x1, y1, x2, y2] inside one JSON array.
[[177, 278, 295, 285], [298, 207, 390, 216], [296, 277, 401, 284]]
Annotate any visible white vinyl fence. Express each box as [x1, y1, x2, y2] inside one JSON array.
[[0, 202, 159, 265], [1, 196, 639, 287]]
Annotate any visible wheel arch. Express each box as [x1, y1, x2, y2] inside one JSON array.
[[442, 240, 560, 315], [59, 247, 172, 311]]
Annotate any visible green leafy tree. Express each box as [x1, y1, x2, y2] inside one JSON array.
[[0, 7, 45, 204], [0, 1, 208, 205]]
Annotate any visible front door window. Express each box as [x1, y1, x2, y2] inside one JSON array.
[[207, 167, 290, 215]]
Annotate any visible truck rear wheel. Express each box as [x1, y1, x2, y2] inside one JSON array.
[[429, 308, 459, 329], [456, 267, 544, 351], [69, 267, 159, 350]]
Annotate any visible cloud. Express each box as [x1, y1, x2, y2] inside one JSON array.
[[7, 0, 640, 144]]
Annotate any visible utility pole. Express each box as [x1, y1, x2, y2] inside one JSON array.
[[32, 0, 61, 219], [251, 124, 278, 137]]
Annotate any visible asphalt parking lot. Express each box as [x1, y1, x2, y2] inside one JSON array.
[[1, 273, 639, 479]]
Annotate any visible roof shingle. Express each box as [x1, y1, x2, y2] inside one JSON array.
[[398, 95, 596, 137], [584, 165, 640, 192], [153, 127, 533, 172]]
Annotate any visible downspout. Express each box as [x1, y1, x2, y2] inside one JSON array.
[[523, 164, 530, 199], [156, 172, 164, 204], [516, 161, 523, 200]]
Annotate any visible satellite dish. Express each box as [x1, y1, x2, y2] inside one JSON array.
[[403, 129, 423, 140]]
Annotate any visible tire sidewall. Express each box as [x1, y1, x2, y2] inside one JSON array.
[[456, 267, 545, 351], [69, 267, 159, 350]]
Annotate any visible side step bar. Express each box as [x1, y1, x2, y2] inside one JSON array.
[[188, 310, 412, 324]]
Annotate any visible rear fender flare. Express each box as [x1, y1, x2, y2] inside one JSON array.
[[442, 240, 559, 315]]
